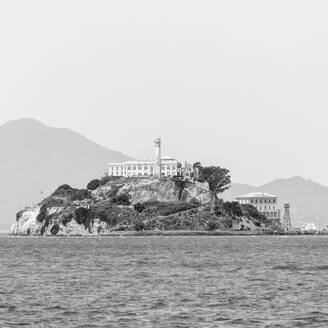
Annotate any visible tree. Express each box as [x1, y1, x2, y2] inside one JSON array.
[[200, 166, 231, 196], [200, 166, 231, 211], [87, 179, 100, 191], [112, 193, 131, 205], [132, 218, 145, 231], [134, 203, 145, 213], [172, 176, 187, 201]]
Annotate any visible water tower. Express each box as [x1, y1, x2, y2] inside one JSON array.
[[282, 203, 292, 231]]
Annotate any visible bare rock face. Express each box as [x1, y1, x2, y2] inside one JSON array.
[[179, 181, 212, 203], [115, 179, 211, 204], [10, 207, 42, 235]]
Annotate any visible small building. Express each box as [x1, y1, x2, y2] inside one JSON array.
[[235, 192, 281, 221]]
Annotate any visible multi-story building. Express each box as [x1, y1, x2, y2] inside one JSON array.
[[108, 138, 188, 178], [235, 192, 281, 222], [108, 157, 179, 178]]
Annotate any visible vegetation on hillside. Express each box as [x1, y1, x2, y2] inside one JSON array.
[[14, 173, 275, 236]]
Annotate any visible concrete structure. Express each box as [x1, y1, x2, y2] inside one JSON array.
[[282, 203, 292, 231], [154, 137, 161, 178], [108, 138, 190, 179], [235, 192, 281, 222]]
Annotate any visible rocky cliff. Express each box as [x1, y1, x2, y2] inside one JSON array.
[[10, 177, 277, 236]]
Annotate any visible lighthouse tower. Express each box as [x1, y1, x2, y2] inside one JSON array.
[[282, 203, 292, 231], [154, 137, 161, 178]]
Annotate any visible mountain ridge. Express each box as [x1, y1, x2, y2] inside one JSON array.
[[1, 118, 328, 230], [0, 118, 132, 230]]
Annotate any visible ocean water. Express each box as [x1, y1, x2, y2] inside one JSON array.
[[0, 235, 328, 328]]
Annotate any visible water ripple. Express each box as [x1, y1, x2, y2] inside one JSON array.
[[0, 235, 328, 327]]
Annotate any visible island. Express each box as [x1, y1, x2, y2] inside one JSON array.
[[10, 171, 281, 236]]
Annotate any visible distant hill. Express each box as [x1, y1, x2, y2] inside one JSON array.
[[223, 176, 328, 227], [0, 118, 132, 230]]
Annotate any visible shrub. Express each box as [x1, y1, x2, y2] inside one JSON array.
[[74, 207, 93, 230], [134, 203, 145, 213], [36, 205, 48, 223], [87, 179, 100, 191], [213, 199, 224, 216], [100, 175, 121, 186], [223, 201, 243, 217], [112, 193, 131, 206], [173, 176, 188, 200], [190, 198, 201, 206], [141, 201, 199, 216], [132, 218, 145, 231], [56, 184, 72, 191], [48, 184, 90, 203], [40, 213, 54, 235], [51, 185, 77, 198], [93, 205, 124, 226], [61, 213, 73, 226], [16, 211, 24, 222], [241, 204, 266, 222], [103, 208, 121, 226], [207, 220, 219, 231], [107, 185, 122, 198], [50, 223, 60, 235], [71, 189, 91, 201], [42, 197, 67, 207]]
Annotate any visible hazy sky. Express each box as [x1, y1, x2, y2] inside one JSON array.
[[1, 0, 328, 186]]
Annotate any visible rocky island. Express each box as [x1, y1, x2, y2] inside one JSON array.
[[10, 175, 279, 236]]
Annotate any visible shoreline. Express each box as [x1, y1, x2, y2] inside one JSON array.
[[7, 230, 326, 237]]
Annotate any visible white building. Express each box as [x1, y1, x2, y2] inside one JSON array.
[[108, 138, 191, 178], [235, 192, 281, 221]]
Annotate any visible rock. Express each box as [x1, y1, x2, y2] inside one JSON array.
[[10, 177, 275, 236]]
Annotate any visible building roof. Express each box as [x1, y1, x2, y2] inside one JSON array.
[[109, 159, 154, 165], [236, 192, 278, 199]]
